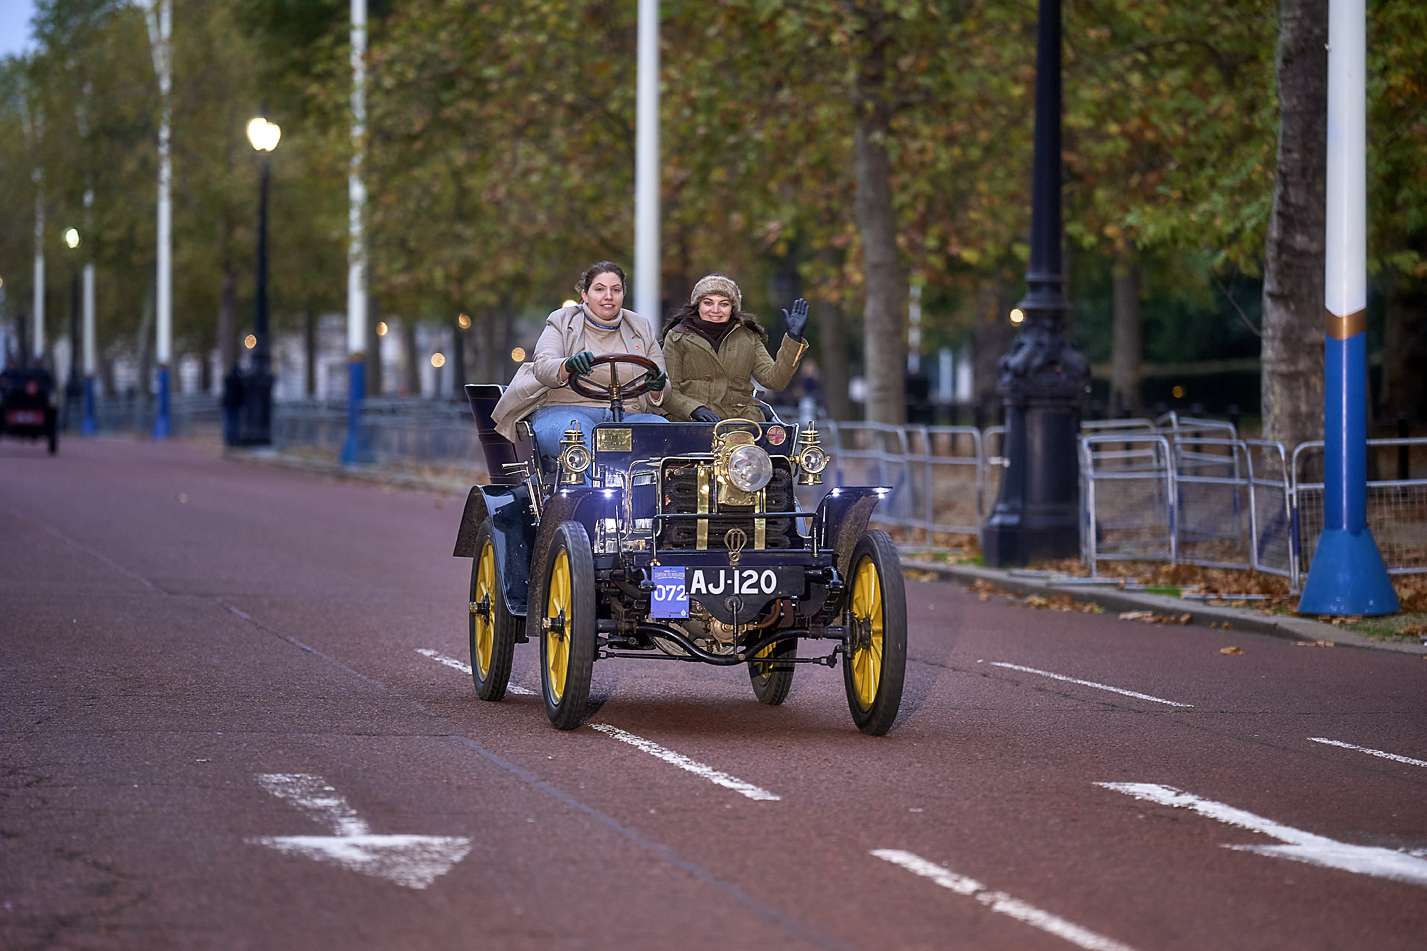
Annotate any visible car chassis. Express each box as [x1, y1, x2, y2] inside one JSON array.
[[453, 354, 906, 734]]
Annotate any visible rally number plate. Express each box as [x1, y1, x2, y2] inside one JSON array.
[[6, 410, 42, 426]]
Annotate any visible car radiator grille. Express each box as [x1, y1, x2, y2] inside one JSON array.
[[657, 460, 798, 550]]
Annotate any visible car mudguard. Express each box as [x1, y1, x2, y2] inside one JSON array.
[[523, 486, 624, 642], [815, 487, 885, 580], [452, 483, 535, 618]]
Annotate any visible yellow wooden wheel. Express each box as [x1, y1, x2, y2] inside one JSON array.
[[468, 521, 518, 701], [545, 549, 572, 703], [749, 636, 796, 705], [539, 521, 596, 729], [841, 530, 906, 735]]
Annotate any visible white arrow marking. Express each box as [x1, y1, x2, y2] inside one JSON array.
[[249, 773, 470, 889], [872, 850, 1139, 951], [990, 662, 1192, 708], [1308, 737, 1427, 769], [1098, 782, 1427, 888], [417, 648, 536, 695]]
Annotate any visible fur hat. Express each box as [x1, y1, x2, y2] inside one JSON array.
[[689, 274, 742, 313]]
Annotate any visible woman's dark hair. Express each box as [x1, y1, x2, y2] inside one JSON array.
[[659, 302, 766, 344], [577, 261, 626, 295]]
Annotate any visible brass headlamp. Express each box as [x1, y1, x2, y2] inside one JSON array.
[[794, 423, 829, 485], [711, 418, 771, 506], [558, 421, 592, 484]]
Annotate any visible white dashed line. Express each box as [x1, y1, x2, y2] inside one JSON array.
[[988, 662, 1192, 708], [589, 724, 781, 802], [416, 648, 536, 695], [1308, 737, 1427, 768], [1098, 782, 1427, 887], [419, 649, 777, 801], [872, 849, 1139, 951]]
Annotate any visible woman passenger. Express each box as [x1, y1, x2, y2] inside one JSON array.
[[660, 274, 810, 422]]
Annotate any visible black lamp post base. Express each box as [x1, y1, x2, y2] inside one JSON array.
[[981, 507, 1080, 566], [980, 391, 1085, 568]]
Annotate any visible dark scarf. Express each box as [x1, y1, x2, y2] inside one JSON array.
[[688, 316, 736, 351]]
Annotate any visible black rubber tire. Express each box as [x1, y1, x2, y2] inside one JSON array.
[[47, 425, 57, 455], [841, 530, 907, 736], [748, 636, 796, 705], [539, 521, 597, 730], [468, 521, 520, 701]]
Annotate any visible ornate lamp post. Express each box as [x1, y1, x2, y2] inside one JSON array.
[[243, 116, 281, 446], [980, 0, 1090, 566], [62, 228, 83, 430]]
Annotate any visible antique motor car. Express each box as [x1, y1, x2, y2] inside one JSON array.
[[452, 354, 906, 735], [0, 368, 59, 455]]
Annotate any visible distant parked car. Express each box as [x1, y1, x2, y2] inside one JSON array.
[[0, 368, 59, 454]]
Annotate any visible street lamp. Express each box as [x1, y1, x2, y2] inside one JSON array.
[[241, 115, 281, 446], [63, 228, 83, 431], [979, 0, 1090, 566]]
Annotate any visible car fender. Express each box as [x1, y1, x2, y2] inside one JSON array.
[[452, 483, 535, 617], [524, 486, 623, 642], [815, 488, 885, 580]]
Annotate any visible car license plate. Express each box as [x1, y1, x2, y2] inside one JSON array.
[[650, 566, 689, 619], [6, 410, 41, 426], [686, 566, 803, 600]]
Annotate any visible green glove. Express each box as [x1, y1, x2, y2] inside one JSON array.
[[563, 351, 595, 376], [644, 368, 667, 391]]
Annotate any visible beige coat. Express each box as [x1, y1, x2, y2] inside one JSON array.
[[491, 305, 667, 441], [660, 317, 807, 421]]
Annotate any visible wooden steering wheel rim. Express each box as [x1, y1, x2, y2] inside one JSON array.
[[566, 353, 661, 401]]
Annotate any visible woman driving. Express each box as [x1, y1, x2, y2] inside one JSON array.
[[659, 274, 810, 423], [491, 261, 668, 466]]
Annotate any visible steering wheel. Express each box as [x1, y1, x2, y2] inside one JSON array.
[[566, 353, 660, 402]]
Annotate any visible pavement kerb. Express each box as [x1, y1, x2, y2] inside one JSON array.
[[904, 560, 1426, 656], [221, 446, 1422, 658]]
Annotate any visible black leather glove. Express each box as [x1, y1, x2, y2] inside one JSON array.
[[691, 406, 720, 423], [563, 351, 595, 376], [644, 368, 667, 392], [782, 298, 810, 341]]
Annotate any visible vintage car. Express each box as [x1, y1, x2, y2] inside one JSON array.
[[452, 353, 906, 734], [0, 368, 59, 455]]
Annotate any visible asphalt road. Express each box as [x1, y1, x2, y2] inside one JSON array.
[[4, 437, 1425, 950]]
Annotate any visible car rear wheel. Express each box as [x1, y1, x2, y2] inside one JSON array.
[[842, 530, 907, 735], [468, 521, 519, 701], [47, 424, 57, 455], [540, 521, 596, 730], [748, 636, 796, 705]]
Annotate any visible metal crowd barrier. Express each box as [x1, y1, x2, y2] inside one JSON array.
[[1292, 438, 1427, 577]]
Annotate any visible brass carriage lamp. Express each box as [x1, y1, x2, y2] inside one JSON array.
[[794, 424, 829, 485], [558, 421, 592, 485]]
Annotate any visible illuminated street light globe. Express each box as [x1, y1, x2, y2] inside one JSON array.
[[430, 352, 446, 369], [246, 116, 282, 153], [63, 228, 80, 249]]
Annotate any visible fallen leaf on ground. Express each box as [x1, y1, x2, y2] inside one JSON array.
[[1119, 610, 1156, 622], [1293, 639, 1335, 648], [1219, 646, 1245, 655]]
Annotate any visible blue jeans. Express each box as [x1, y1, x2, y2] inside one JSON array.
[[531, 405, 666, 479]]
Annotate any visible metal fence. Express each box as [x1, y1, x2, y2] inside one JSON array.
[[1292, 438, 1427, 576], [85, 393, 221, 437]]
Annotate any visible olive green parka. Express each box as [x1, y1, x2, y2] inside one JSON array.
[[660, 315, 807, 421]]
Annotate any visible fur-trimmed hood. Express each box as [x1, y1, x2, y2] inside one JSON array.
[[660, 313, 768, 345]]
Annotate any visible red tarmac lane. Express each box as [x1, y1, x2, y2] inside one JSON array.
[[3, 437, 1426, 950]]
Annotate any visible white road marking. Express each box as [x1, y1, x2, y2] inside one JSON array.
[[249, 773, 470, 889], [417, 648, 536, 695], [872, 849, 1139, 951], [1308, 737, 1427, 769], [589, 723, 781, 802], [1098, 782, 1427, 888], [989, 662, 1192, 708]]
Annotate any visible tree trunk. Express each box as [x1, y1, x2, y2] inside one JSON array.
[[971, 283, 1012, 427], [401, 317, 420, 397], [817, 300, 852, 421], [1260, 0, 1327, 450], [367, 296, 384, 398], [1109, 249, 1143, 417], [304, 307, 317, 397], [852, 5, 907, 424], [136, 283, 154, 401], [218, 258, 237, 374], [1382, 271, 1427, 424]]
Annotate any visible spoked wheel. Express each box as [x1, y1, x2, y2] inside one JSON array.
[[842, 530, 907, 735], [468, 521, 519, 701], [540, 521, 596, 730], [748, 636, 796, 705]]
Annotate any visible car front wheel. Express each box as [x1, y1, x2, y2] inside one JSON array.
[[539, 521, 596, 730], [842, 530, 907, 735]]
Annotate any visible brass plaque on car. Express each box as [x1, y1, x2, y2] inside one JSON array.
[[595, 427, 632, 452]]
